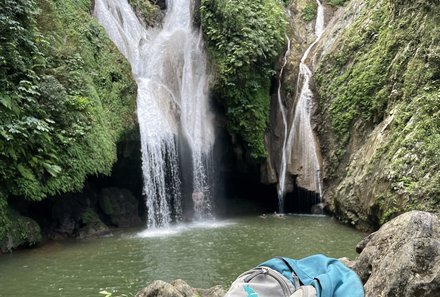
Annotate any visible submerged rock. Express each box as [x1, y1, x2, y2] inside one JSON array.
[[353, 211, 440, 296], [135, 279, 225, 297]]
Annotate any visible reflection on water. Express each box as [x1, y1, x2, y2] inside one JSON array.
[[0, 215, 364, 297]]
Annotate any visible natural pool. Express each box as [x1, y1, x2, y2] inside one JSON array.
[[0, 215, 365, 297]]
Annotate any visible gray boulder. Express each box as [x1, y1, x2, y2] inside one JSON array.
[[353, 211, 440, 297], [135, 279, 225, 297]]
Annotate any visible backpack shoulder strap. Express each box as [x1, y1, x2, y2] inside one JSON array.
[[275, 257, 301, 288], [258, 257, 301, 289]]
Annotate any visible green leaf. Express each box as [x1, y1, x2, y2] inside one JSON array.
[[17, 164, 34, 180], [42, 163, 62, 177], [0, 130, 12, 141], [7, 147, 17, 160], [0, 95, 12, 110]]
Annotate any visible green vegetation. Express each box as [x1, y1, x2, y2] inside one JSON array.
[[0, 0, 136, 244], [128, 0, 160, 26], [200, 0, 287, 158], [384, 90, 440, 218], [316, 0, 440, 222], [316, 1, 391, 147], [80, 208, 102, 225], [302, 1, 317, 22], [327, 0, 348, 7], [0, 209, 41, 252]]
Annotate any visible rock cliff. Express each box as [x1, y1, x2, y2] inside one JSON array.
[[267, 0, 439, 228], [314, 0, 439, 230]]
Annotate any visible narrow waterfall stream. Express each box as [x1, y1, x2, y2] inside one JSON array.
[[278, 0, 325, 212], [276, 35, 291, 213], [94, 0, 215, 228]]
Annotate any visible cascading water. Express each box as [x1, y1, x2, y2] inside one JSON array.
[[94, 0, 216, 228], [278, 0, 325, 212], [276, 35, 291, 213]]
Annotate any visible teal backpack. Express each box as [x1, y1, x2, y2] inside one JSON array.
[[224, 255, 364, 297]]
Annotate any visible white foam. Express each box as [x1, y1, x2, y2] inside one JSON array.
[[136, 220, 235, 238], [95, 0, 216, 228]]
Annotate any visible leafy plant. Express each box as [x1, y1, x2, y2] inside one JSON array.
[[302, 1, 317, 22], [0, 0, 136, 242], [200, 0, 287, 158]]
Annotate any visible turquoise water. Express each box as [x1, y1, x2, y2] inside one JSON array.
[[0, 215, 364, 297]]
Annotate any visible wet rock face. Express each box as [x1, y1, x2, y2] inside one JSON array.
[[99, 188, 142, 228], [18, 185, 142, 241], [263, 0, 317, 190], [353, 211, 440, 296], [149, 0, 166, 10], [77, 208, 109, 239], [314, 0, 440, 230], [135, 279, 225, 297]]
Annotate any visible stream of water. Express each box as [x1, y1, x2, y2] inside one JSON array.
[[94, 0, 215, 228], [277, 34, 292, 213], [278, 0, 325, 212], [0, 216, 364, 297]]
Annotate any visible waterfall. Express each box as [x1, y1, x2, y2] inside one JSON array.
[[94, 0, 216, 228], [276, 35, 291, 213], [278, 0, 325, 212]]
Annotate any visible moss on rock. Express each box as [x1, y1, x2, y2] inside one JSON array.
[[302, 1, 317, 22], [0, 210, 41, 253], [77, 208, 109, 239], [315, 0, 440, 228], [128, 0, 162, 26], [327, 0, 349, 7]]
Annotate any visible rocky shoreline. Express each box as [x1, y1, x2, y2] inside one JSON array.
[[136, 211, 440, 297], [135, 279, 225, 297]]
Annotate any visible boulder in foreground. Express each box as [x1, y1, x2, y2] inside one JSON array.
[[353, 211, 440, 296], [135, 279, 225, 297]]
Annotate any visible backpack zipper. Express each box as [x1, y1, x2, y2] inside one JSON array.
[[243, 267, 293, 297]]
